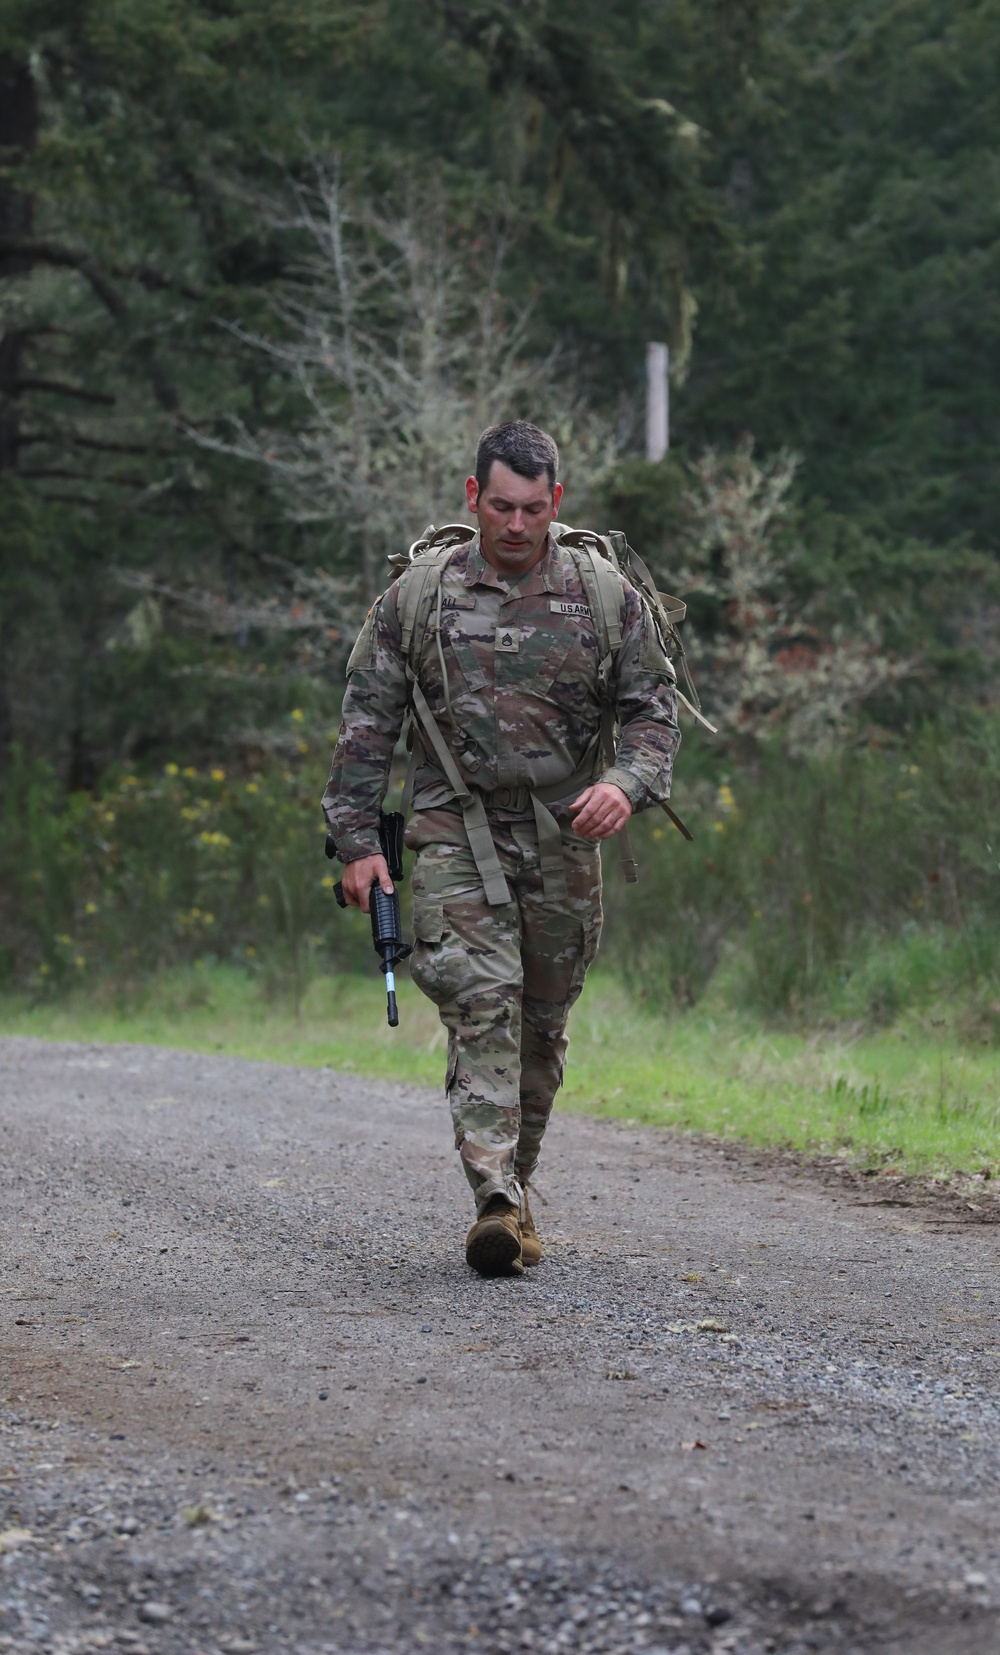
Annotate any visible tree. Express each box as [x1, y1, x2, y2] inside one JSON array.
[[683, 0, 1000, 555], [674, 443, 912, 756], [198, 164, 619, 604], [0, 0, 720, 780]]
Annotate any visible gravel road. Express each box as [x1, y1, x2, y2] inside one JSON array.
[[2, 1036, 1000, 1655]]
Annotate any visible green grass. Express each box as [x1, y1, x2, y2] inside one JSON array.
[[2, 964, 999, 1178]]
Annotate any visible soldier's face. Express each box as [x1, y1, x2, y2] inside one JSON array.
[[466, 462, 563, 576]]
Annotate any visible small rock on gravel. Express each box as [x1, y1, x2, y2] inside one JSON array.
[[137, 1601, 174, 1624]]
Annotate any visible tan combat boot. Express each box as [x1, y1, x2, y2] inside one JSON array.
[[465, 1195, 523, 1277], [519, 1190, 542, 1268]]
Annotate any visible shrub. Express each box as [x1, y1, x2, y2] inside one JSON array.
[[600, 713, 1000, 1017], [0, 752, 371, 1007], [4, 711, 999, 1025]]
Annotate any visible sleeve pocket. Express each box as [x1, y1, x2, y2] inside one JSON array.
[[412, 890, 445, 945], [639, 606, 676, 679], [346, 600, 381, 677]]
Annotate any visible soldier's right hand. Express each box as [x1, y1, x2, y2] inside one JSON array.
[[341, 854, 394, 913]]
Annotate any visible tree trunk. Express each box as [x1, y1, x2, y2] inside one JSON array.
[[0, 57, 39, 475]]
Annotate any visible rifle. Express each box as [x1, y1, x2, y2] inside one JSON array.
[[326, 811, 412, 1027]]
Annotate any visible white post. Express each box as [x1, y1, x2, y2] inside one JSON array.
[[645, 340, 669, 461]]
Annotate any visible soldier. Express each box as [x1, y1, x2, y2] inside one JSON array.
[[323, 421, 680, 1276]]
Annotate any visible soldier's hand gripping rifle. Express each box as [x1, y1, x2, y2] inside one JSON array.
[[326, 811, 412, 1028]]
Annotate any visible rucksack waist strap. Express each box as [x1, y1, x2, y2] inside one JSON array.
[[480, 784, 532, 812]]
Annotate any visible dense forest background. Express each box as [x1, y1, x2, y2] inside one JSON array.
[[2, 0, 999, 1014]]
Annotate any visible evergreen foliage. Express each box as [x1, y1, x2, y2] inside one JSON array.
[[1, 0, 997, 783]]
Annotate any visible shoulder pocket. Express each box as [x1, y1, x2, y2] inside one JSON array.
[[639, 602, 676, 679], [346, 599, 381, 677]]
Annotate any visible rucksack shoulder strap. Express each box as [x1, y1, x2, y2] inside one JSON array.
[[551, 524, 626, 662], [579, 545, 625, 658], [389, 522, 475, 662], [396, 548, 453, 661]]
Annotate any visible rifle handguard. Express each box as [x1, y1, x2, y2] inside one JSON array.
[[327, 811, 412, 1026]]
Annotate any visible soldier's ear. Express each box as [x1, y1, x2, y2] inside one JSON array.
[[465, 475, 479, 513], [551, 481, 564, 515]]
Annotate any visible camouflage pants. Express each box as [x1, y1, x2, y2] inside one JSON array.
[[406, 810, 602, 1216]]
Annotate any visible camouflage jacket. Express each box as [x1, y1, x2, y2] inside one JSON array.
[[323, 531, 680, 864]]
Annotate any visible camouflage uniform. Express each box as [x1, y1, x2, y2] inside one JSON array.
[[323, 531, 679, 1214]]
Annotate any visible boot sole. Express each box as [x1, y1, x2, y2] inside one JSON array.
[[466, 1224, 523, 1278]]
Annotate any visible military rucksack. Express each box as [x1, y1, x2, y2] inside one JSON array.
[[389, 521, 712, 863]]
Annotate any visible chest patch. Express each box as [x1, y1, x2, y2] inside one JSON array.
[[550, 600, 591, 617], [441, 595, 477, 610], [495, 627, 520, 653]]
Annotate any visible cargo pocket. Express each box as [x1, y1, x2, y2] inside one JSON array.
[[412, 889, 445, 945], [408, 888, 450, 1005]]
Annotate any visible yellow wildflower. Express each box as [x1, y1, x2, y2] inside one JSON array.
[[321, 875, 336, 889], [245, 782, 259, 794], [85, 901, 98, 915], [165, 762, 180, 776], [183, 766, 197, 778], [210, 767, 225, 782], [290, 708, 305, 723]]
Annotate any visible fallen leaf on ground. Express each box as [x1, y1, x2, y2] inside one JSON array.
[[681, 1441, 709, 1451]]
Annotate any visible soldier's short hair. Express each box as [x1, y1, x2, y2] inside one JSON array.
[[475, 421, 559, 494]]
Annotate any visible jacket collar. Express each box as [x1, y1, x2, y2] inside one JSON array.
[[462, 531, 567, 596]]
